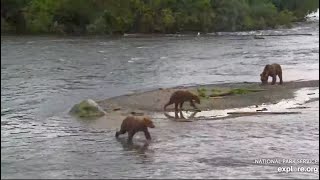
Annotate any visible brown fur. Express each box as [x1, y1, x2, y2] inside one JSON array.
[[164, 90, 200, 111], [260, 63, 283, 85], [115, 116, 155, 143]]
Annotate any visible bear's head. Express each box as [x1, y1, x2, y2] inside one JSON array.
[[143, 117, 155, 128], [260, 73, 268, 84], [193, 95, 201, 104]]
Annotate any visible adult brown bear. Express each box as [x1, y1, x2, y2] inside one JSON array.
[[115, 116, 155, 143], [260, 63, 283, 85], [164, 90, 200, 112]]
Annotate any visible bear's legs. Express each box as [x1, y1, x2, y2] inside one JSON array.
[[189, 100, 198, 110], [278, 73, 283, 85], [174, 111, 179, 118], [271, 75, 277, 85], [174, 103, 179, 112], [127, 130, 136, 143], [143, 129, 151, 140], [179, 102, 184, 110], [179, 111, 186, 119]]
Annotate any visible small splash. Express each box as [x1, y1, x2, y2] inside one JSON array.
[[128, 57, 145, 62], [98, 42, 112, 46], [306, 9, 319, 21], [98, 50, 106, 53], [131, 57, 145, 61]]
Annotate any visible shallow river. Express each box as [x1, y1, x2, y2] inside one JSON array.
[[1, 18, 319, 178]]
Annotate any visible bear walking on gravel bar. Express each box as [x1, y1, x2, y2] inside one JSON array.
[[260, 63, 283, 85], [115, 116, 155, 143], [164, 90, 201, 112]]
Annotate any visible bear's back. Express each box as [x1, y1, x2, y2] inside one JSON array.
[[121, 116, 145, 131], [171, 90, 194, 101]]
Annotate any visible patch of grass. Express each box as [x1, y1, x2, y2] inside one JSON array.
[[210, 88, 223, 97], [229, 88, 251, 95], [211, 88, 222, 93], [209, 88, 266, 97], [197, 87, 208, 98], [210, 88, 230, 96]]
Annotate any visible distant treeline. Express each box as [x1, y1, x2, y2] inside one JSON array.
[[1, 0, 319, 35]]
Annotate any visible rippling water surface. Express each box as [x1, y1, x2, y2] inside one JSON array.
[[1, 19, 319, 178]]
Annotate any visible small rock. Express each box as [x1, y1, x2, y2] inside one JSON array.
[[307, 93, 315, 95], [256, 108, 268, 112], [113, 108, 121, 111], [287, 106, 310, 109], [254, 35, 265, 39], [131, 111, 144, 116]]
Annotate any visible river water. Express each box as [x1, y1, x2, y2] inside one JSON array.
[[1, 17, 319, 178]]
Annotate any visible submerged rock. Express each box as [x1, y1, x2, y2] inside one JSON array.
[[130, 111, 144, 116], [287, 106, 310, 109], [254, 35, 265, 39], [70, 99, 106, 118], [256, 108, 268, 112]]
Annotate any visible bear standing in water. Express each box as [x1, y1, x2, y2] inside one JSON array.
[[115, 116, 155, 143], [164, 90, 200, 112], [260, 63, 283, 85]]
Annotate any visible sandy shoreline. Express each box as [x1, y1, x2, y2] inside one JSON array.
[[97, 80, 319, 116]]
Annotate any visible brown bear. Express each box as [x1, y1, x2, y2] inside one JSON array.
[[164, 90, 200, 112], [115, 116, 155, 143], [260, 63, 283, 85]]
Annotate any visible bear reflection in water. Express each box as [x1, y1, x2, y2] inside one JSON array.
[[164, 110, 199, 121], [116, 136, 150, 153]]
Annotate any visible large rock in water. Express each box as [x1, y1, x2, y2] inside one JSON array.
[[70, 99, 106, 118]]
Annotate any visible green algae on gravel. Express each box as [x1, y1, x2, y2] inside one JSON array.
[[197, 87, 266, 98]]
